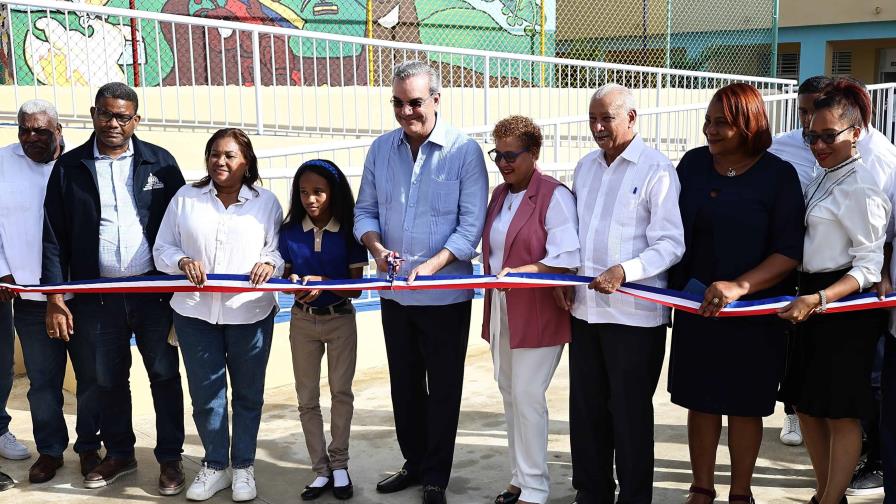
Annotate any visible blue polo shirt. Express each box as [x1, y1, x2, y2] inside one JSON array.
[[279, 216, 369, 308]]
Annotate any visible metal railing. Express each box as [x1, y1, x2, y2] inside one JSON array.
[[242, 85, 895, 196], [2, 0, 797, 137]]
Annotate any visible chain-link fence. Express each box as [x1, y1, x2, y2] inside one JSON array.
[[1, 0, 777, 87], [557, 0, 777, 76]]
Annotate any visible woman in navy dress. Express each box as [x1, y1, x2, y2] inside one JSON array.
[[668, 83, 805, 504]]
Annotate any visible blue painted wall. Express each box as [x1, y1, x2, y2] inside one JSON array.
[[778, 21, 896, 81]]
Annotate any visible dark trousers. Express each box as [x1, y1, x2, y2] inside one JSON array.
[[14, 299, 101, 456], [863, 335, 885, 463], [882, 335, 896, 503], [74, 292, 184, 462], [569, 318, 666, 504], [0, 302, 12, 436], [380, 299, 471, 488]]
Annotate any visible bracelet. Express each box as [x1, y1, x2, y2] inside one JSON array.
[[815, 289, 827, 313], [177, 257, 191, 269]]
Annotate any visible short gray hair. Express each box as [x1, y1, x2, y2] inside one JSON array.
[[591, 83, 637, 114], [392, 60, 441, 95], [18, 99, 59, 124]]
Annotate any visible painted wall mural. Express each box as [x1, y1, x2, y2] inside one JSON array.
[[0, 0, 557, 86]]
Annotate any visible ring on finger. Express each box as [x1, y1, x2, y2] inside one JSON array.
[[711, 297, 720, 305]]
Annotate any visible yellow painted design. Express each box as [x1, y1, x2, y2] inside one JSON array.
[[257, 0, 306, 29]]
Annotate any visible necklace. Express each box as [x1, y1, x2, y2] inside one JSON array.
[[506, 191, 524, 212], [726, 167, 737, 177]]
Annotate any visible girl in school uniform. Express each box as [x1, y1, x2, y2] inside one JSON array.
[[279, 159, 368, 501]]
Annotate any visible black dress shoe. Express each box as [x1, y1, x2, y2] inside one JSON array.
[[423, 485, 447, 504], [332, 471, 353, 500], [0, 470, 13, 491], [376, 469, 420, 494], [301, 477, 332, 501], [494, 489, 521, 504]]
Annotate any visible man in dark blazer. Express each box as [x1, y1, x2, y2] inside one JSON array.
[[42, 82, 186, 495]]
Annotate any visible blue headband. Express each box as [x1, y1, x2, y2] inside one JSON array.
[[298, 159, 341, 183]]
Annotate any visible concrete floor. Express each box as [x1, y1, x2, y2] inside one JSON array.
[[0, 302, 886, 504]]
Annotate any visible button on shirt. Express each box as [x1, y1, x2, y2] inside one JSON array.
[[278, 216, 369, 309], [571, 135, 686, 327], [0, 143, 55, 301], [354, 116, 489, 306], [94, 140, 154, 277], [153, 184, 284, 325]]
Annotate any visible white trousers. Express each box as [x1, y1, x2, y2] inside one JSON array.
[[490, 293, 564, 504]]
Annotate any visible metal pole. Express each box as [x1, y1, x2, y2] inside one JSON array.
[[771, 0, 780, 77], [540, 0, 546, 86], [665, 0, 671, 69], [483, 55, 490, 126], [129, 0, 140, 86], [252, 31, 263, 135], [642, 0, 648, 49], [366, 0, 374, 86]]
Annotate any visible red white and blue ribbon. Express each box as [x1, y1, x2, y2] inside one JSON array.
[[2, 273, 895, 317]]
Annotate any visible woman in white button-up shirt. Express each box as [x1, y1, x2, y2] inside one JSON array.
[[153, 128, 284, 502], [778, 79, 890, 504]]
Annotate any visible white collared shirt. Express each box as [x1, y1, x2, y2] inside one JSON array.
[[0, 143, 55, 301], [94, 139, 155, 277], [769, 128, 817, 189], [486, 187, 580, 275], [802, 156, 890, 289], [302, 215, 340, 252], [153, 183, 285, 325], [571, 135, 686, 327]]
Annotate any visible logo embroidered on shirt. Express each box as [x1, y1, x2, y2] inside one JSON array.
[[143, 174, 165, 191]]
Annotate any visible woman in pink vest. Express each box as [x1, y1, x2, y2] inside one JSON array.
[[482, 116, 580, 504]]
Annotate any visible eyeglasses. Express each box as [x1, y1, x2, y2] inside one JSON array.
[[803, 126, 855, 146], [488, 148, 529, 164], [93, 108, 136, 127], [390, 94, 435, 110]]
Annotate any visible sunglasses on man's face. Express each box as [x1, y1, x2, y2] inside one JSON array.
[[390, 94, 434, 110], [802, 126, 855, 146], [488, 148, 529, 164]]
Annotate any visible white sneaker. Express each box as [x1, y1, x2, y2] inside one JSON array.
[[186, 464, 231, 501], [232, 466, 257, 502], [779, 413, 803, 446], [0, 431, 31, 460]]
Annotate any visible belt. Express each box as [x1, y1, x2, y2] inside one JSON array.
[[296, 299, 352, 316]]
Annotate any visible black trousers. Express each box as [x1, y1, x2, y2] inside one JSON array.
[[380, 299, 471, 488], [569, 318, 666, 504]]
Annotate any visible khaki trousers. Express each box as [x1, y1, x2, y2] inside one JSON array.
[[289, 304, 357, 475]]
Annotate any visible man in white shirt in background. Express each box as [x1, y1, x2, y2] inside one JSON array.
[[770, 75, 896, 497], [0, 100, 93, 489], [555, 84, 685, 504]]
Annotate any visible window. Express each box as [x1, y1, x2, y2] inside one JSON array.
[[776, 52, 800, 80], [832, 51, 853, 76]]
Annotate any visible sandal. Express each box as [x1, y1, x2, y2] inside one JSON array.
[[494, 490, 521, 504], [687, 485, 717, 503], [729, 495, 755, 504]]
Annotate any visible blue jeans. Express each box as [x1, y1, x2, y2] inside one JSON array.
[[174, 310, 275, 470], [0, 301, 13, 436], [75, 293, 184, 462], [14, 299, 101, 456]]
